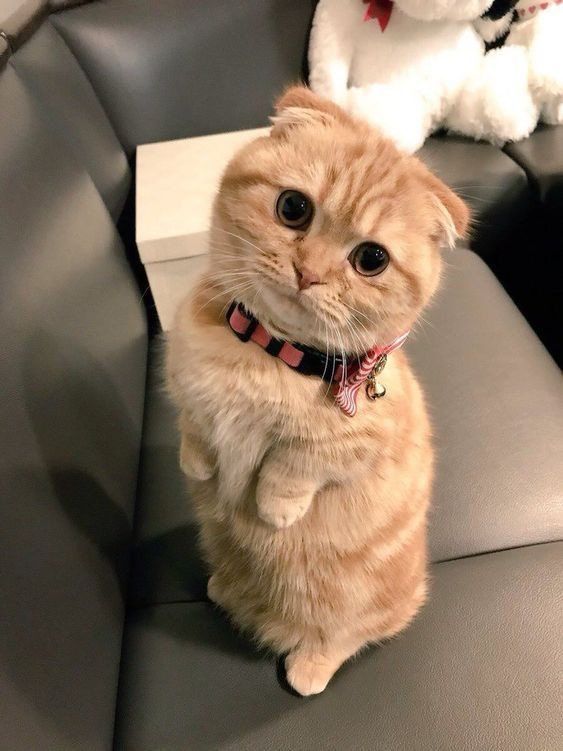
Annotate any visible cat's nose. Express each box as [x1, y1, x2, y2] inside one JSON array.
[[294, 263, 322, 291]]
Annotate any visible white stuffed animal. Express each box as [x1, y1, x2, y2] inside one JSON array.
[[309, 0, 538, 152], [476, 0, 563, 125]]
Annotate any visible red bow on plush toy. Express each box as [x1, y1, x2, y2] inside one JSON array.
[[363, 0, 393, 31]]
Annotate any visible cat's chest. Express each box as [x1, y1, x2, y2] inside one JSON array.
[[193, 358, 322, 439], [189, 344, 401, 446]]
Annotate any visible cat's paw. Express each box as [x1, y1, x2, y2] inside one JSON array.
[[285, 651, 335, 697], [257, 494, 311, 529], [256, 473, 315, 529], [180, 437, 215, 481]]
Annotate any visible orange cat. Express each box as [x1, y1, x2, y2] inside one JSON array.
[[166, 86, 469, 696]]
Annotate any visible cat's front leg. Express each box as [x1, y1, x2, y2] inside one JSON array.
[[179, 410, 215, 481], [256, 475, 317, 529], [256, 450, 320, 530]]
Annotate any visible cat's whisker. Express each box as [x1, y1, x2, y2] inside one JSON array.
[[204, 274, 255, 294], [254, 264, 296, 294], [219, 299, 233, 319], [334, 326, 348, 390], [138, 284, 151, 304], [207, 238, 273, 257], [339, 300, 374, 350], [341, 318, 356, 358], [196, 284, 254, 314], [344, 316, 366, 359], [206, 251, 249, 263], [339, 301, 374, 338], [347, 317, 369, 363], [341, 301, 372, 325], [206, 242, 257, 257], [455, 184, 499, 191], [193, 280, 256, 318], [207, 266, 252, 275], [323, 315, 340, 399], [314, 302, 346, 327], [346, 310, 371, 344], [320, 315, 331, 384], [454, 193, 490, 204], [249, 283, 265, 318], [212, 227, 268, 256], [205, 251, 260, 268], [206, 271, 254, 283], [413, 312, 437, 334]]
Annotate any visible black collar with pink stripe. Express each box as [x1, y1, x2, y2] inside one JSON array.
[[226, 301, 410, 417], [227, 302, 355, 383]]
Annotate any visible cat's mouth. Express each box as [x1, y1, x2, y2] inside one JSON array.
[[252, 277, 325, 343], [262, 275, 324, 314], [261, 277, 303, 311], [240, 277, 382, 355]]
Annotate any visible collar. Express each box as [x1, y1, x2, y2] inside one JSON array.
[[363, 0, 393, 31], [227, 302, 409, 417]]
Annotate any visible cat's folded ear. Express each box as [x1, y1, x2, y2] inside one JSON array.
[[416, 166, 471, 249], [271, 85, 352, 134], [271, 85, 470, 247]]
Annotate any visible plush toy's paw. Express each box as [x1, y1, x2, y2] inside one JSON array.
[[542, 97, 563, 125], [489, 96, 538, 143], [257, 493, 312, 529], [448, 46, 539, 144]]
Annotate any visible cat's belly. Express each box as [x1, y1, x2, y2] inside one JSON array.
[[193, 409, 432, 652]]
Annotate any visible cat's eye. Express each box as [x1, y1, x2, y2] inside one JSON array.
[[276, 190, 314, 230], [349, 242, 390, 277]]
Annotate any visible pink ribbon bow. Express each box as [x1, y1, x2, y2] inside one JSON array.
[[334, 331, 409, 417]]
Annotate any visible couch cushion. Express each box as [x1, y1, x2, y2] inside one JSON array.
[[115, 543, 562, 751], [128, 341, 208, 607], [8, 18, 130, 218], [408, 249, 563, 561], [504, 124, 563, 208], [51, 0, 317, 154], [0, 62, 146, 750], [130, 250, 563, 607]]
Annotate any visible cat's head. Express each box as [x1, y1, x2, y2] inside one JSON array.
[[211, 86, 469, 354]]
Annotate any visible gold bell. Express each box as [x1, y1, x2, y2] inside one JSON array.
[[366, 354, 387, 401], [366, 379, 386, 400]]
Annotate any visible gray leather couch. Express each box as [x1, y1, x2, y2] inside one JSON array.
[[1, 2, 561, 749]]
